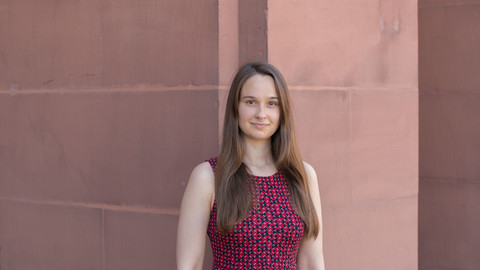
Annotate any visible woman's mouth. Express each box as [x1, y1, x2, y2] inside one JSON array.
[[251, 123, 268, 128]]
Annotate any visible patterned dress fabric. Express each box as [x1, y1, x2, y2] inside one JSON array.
[[207, 157, 305, 269]]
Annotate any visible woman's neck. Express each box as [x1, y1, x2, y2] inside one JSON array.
[[242, 138, 276, 175]]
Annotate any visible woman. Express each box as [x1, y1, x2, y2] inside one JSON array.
[[177, 62, 325, 269]]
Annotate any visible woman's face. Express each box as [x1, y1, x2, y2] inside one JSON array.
[[237, 74, 281, 143]]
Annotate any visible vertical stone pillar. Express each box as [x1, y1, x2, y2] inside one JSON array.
[[238, 0, 268, 64], [419, 1, 480, 269]]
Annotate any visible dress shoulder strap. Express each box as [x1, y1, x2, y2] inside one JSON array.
[[206, 157, 218, 173]]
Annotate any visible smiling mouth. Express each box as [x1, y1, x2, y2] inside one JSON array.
[[251, 123, 268, 128]]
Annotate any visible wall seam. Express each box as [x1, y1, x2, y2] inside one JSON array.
[[100, 0, 104, 89], [419, 2, 480, 9], [265, 0, 268, 62], [217, 0, 221, 148], [420, 177, 480, 184], [0, 197, 180, 216], [420, 90, 480, 94], [102, 208, 106, 270], [348, 89, 353, 204], [0, 85, 419, 94], [217, 0, 220, 87], [0, 87, 223, 95]]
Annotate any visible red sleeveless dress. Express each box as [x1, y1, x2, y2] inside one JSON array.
[[207, 157, 305, 269]]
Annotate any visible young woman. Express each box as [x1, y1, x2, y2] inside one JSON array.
[[177, 62, 325, 269]]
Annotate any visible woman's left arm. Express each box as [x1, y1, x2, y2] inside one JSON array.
[[297, 162, 325, 270]]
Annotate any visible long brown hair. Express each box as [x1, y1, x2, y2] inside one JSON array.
[[215, 62, 319, 238]]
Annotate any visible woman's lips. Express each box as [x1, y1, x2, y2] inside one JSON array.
[[251, 123, 268, 128]]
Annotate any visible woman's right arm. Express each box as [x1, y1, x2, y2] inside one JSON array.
[[177, 162, 215, 270]]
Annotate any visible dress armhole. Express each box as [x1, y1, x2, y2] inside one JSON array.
[[206, 157, 218, 173]]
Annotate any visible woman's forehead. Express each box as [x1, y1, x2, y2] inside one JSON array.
[[240, 75, 277, 97]]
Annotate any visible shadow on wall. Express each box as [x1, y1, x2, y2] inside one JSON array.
[[418, 1, 480, 269]]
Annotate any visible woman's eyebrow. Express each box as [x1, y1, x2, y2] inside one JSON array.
[[240, 96, 279, 99]]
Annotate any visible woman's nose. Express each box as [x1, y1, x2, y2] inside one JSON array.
[[255, 104, 266, 118]]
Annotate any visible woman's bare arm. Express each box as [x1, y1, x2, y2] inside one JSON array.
[[297, 162, 325, 270], [177, 162, 214, 270]]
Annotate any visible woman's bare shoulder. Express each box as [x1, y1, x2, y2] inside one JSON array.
[[186, 161, 215, 198], [302, 161, 317, 175], [302, 161, 319, 187], [191, 161, 214, 179]]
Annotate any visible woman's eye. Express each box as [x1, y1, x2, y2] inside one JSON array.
[[246, 100, 255, 105], [268, 101, 278, 107]]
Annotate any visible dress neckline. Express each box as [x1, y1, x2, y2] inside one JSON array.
[[249, 170, 280, 178]]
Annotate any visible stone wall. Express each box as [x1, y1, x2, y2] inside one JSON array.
[[0, 0, 419, 269]]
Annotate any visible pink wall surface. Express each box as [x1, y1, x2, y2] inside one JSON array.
[[1, 0, 418, 269], [419, 0, 480, 269], [0, 1, 219, 269], [268, 1, 418, 269]]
